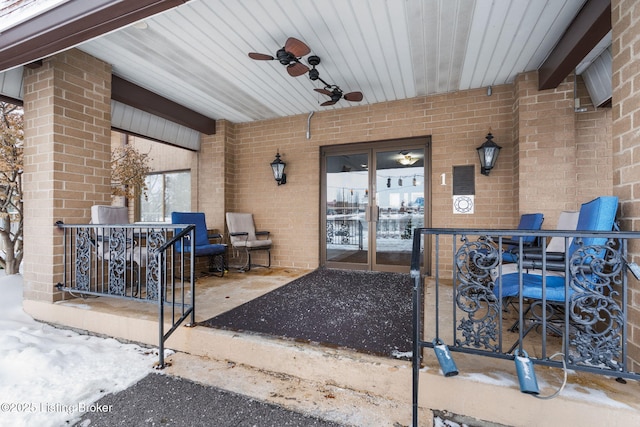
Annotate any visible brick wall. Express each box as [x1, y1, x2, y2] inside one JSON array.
[[198, 119, 229, 233], [612, 0, 640, 372], [514, 71, 578, 226], [575, 76, 614, 201], [220, 78, 613, 273], [228, 85, 515, 269], [23, 49, 112, 302]]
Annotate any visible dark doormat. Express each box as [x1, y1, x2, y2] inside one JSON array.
[[198, 268, 414, 359]]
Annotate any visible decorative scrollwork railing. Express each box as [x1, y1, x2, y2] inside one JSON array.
[[453, 236, 502, 352], [55, 222, 197, 368], [568, 242, 625, 370], [410, 228, 640, 426]]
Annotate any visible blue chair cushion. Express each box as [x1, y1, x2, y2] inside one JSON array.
[[521, 274, 569, 301], [494, 273, 521, 298], [568, 196, 618, 255], [501, 213, 544, 263], [513, 213, 544, 245], [496, 273, 569, 302], [502, 252, 519, 263], [171, 212, 226, 255], [180, 242, 226, 256]]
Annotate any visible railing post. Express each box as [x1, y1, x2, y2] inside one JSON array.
[[190, 228, 196, 324], [158, 248, 165, 368], [410, 228, 423, 427]]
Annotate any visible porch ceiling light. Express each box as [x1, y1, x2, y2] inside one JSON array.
[[477, 133, 501, 176], [398, 155, 418, 166], [270, 151, 287, 185], [398, 151, 419, 166]]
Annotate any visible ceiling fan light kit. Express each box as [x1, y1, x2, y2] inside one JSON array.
[[249, 37, 363, 106]]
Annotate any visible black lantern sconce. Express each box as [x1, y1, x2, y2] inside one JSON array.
[[270, 151, 286, 185], [476, 132, 502, 176]]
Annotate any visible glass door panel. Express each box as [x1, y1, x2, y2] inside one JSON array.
[[373, 149, 424, 270], [325, 152, 369, 265], [322, 141, 427, 272]]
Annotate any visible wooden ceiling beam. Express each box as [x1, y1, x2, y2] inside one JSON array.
[[112, 76, 216, 135], [538, 0, 611, 90]]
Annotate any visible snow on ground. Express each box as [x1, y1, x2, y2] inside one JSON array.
[[0, 272, 157, 427]]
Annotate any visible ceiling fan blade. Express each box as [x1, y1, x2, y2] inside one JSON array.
[[287, 62, 309, 77], [248, 52, 274, 60], [321, 100, 338, 107], [284, 37, 311, 58], [314, 88, 332, 96], [344, 91, 363, 102]]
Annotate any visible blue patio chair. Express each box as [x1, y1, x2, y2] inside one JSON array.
[[499, 213, 544, 263], [494, 210, 579, 297], [171, 212, 227, 277], [497, 196, 619, 351]]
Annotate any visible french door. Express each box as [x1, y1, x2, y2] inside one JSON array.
[[321, 138, 429, 272]]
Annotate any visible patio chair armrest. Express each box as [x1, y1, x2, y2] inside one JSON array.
[[520, 251, 566, 271], [500, 238, 539, 247], [256, 231, 270, 238], [521, 251, 566, 261], [229, 232, 249, 237], [486, 236, 538, 248], [519, 260, 567, 271], [208, 231, 223, 242]]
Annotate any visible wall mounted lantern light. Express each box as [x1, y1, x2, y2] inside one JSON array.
[[270, 151, 287, 185], [476, 132, 501, 176]]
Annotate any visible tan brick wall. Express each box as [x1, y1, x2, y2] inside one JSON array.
[[575, 76, 614, 201], [23, 49, 112, 302], [512, 72, 614, 229], [228, 85, 515, 269], [217, 77, 614, 274], [514, 71, 577, 226], [197, 120, 228, 233], [612, 0, 640, 372]]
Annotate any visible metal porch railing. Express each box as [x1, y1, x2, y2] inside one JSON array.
[[326, 218, 364, 248], [410, 228, 640, 427], [326, 215, 421, 249], [55, 222, 197, 368]]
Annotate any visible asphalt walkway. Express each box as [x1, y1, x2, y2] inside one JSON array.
[[76, 373, 348, 427]]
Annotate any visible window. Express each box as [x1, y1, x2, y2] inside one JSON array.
[[140, 171, 190, 222]]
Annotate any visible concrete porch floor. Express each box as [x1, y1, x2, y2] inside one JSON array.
[[24, 267, 640, 426]]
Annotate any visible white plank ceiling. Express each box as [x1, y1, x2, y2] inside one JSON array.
[[74, 0, 589, 124], [2, 0, 600, 128]]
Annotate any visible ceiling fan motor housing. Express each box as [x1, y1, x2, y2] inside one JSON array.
[[276, 48, 293, 65]]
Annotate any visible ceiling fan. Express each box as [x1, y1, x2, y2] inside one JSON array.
[[307, 55, 363, 106], [314, 86, 363, 106], [248, 37, 311, 77]]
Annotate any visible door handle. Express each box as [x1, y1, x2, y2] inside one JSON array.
[[369, 205, 378, 222]]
